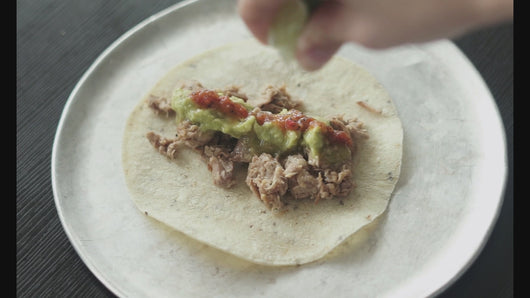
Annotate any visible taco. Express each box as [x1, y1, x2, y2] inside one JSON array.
[[122, 40, 403, 265]]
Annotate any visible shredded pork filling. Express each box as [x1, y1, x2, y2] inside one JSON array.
[[202, 144, 237, 188], [246, 154, 288, 210], [146, 131, 179, 159], [145, 82, 368, 209]]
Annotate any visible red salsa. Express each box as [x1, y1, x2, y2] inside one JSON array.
[[191, 90, 249, 119], [254, 109, 352, 147], [191, 89, 352, 147]]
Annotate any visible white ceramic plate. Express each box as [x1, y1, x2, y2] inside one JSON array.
[[52, 0, 507, 297]]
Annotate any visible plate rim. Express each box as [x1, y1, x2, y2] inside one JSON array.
[[50, 0, 508, 297], [420, 41, 508, 298], [50, 1, 201, 296]]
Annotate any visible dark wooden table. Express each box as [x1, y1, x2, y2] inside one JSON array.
[[17, 1, 513, 297]]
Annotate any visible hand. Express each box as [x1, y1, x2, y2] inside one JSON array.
[[238, 0, 513, 71]]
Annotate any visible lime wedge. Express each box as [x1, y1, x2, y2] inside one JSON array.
[[268, 0, 310, 60]]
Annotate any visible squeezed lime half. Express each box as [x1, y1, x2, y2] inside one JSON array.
[[268, 0, 310, 60]]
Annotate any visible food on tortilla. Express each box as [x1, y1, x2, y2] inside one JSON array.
[[145, 80, 368, 209], [122, 41, 403, 265]]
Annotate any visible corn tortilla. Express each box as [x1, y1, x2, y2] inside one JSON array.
[[122, 40, 403, 265]]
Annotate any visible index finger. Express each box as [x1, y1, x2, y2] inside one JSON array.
[[237, 0, 290, 44]]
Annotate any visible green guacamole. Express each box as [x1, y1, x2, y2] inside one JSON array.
[[171, 88, 352, 165]]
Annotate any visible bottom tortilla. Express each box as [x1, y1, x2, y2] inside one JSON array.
[[122, 40, 403, 265]]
